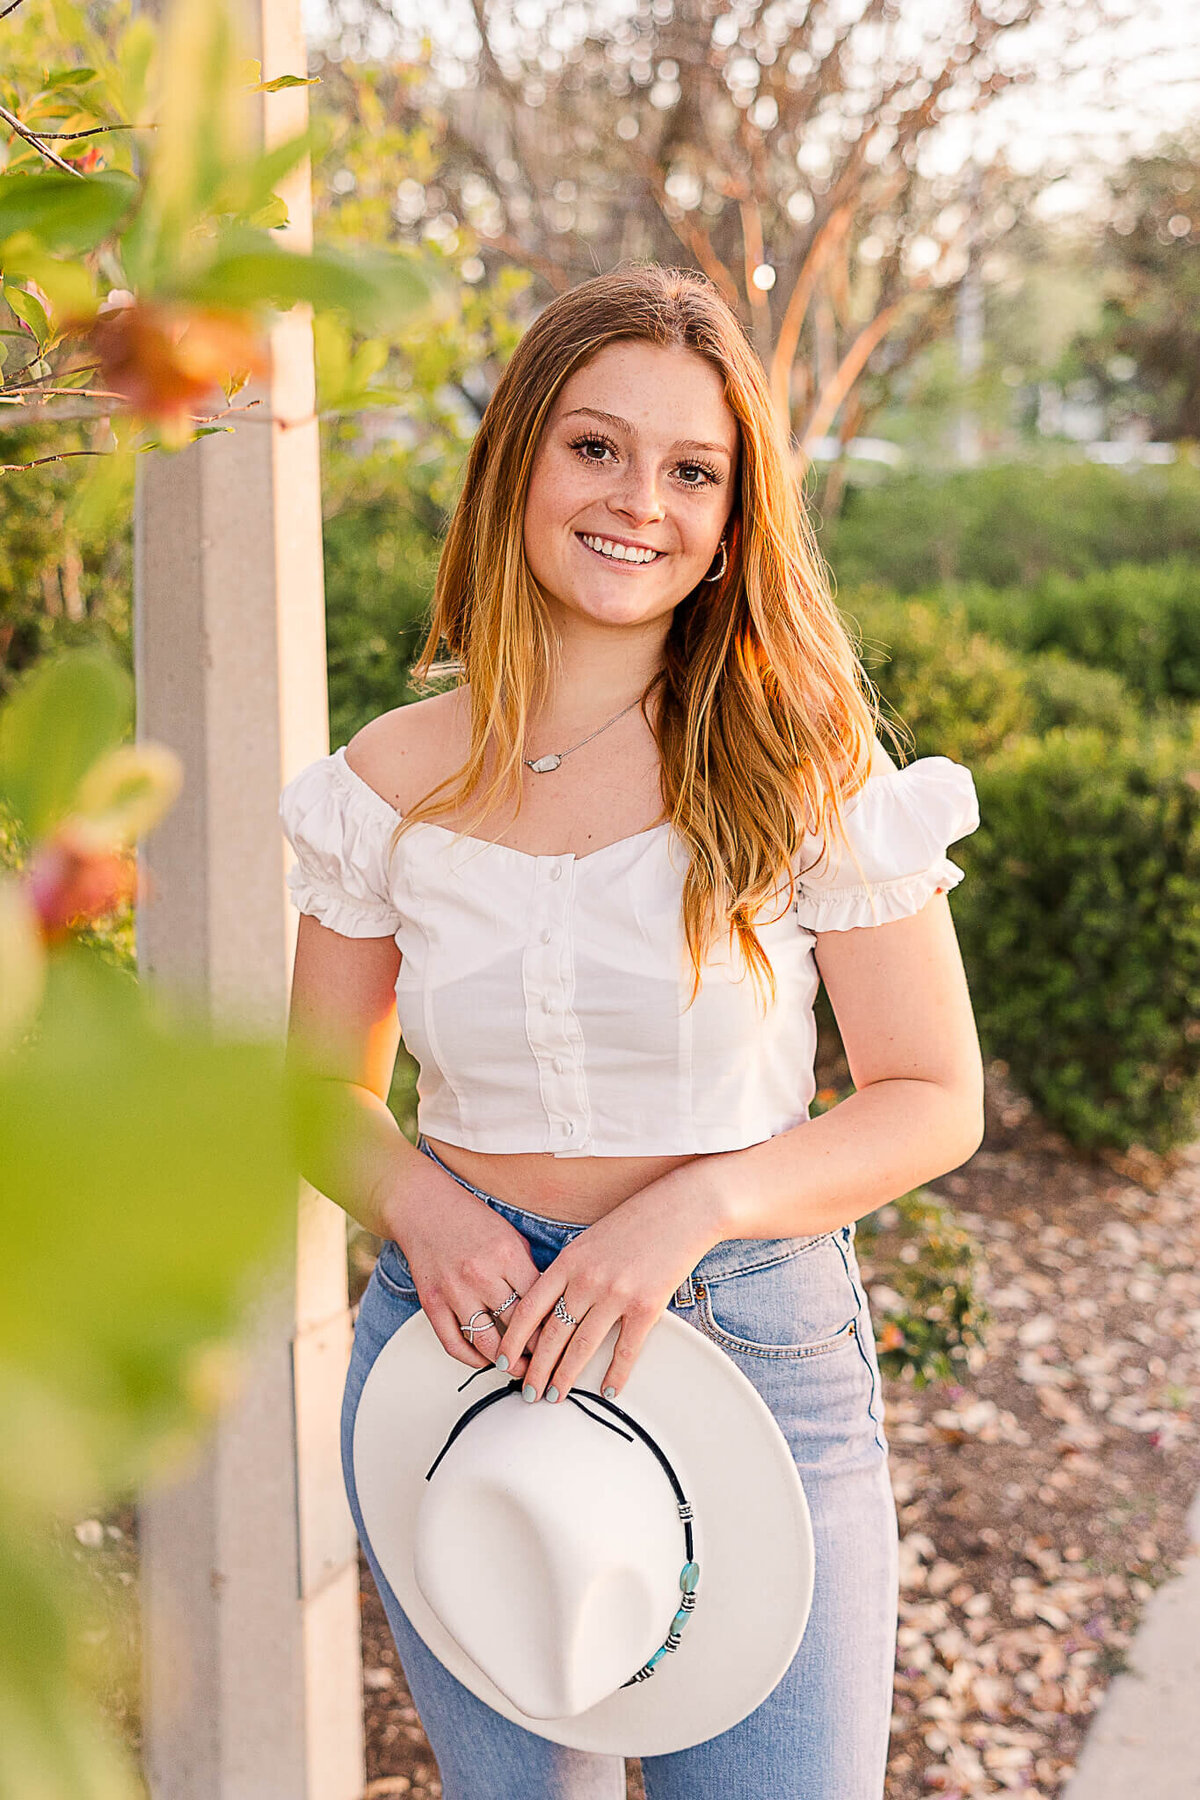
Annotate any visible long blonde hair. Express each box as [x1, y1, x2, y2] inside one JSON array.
[[394, 263, 900, 1009]]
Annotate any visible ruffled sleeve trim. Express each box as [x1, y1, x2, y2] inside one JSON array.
[[278, 746, 403, 938], [792, 755, 979, 933]]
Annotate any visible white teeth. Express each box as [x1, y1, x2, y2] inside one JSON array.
[[581, 534, 659, 565]]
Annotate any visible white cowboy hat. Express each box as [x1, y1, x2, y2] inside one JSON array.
[[352, 1307, 815, 1756]]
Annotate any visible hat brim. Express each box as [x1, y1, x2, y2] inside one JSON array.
[[353, 1307, 814, 1756]]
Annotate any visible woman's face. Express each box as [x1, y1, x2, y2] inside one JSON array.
[[522, 340, 740, 632]]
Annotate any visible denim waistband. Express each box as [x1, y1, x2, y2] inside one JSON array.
[[415, 1134, 839, 1305]]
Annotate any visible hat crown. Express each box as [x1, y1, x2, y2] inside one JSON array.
[[414, 1393, 684, 1718]]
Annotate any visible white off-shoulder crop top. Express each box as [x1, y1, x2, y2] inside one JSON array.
[[279, 745, 980, 1158]]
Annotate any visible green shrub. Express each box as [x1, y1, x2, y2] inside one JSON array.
[[843, 590, 1036, 763], [847, 580, 1174, 751], [321, 437, 445, 748], [823, 459, 1200, 592], [951, 561, 1200, 706], [856, 1189, 990, 1388], [1020, 649, 1145, 738], [953, 721, 1200, 1154]]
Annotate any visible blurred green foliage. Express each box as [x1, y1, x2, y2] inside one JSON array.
[[952, 721, 1200, 1154], [845, 591, 1035, 765], [0, 649, 366, 1800], [938, 561, 1200, 707], [0, 418, 135, 699], [1064, 134, 1200, 443], [857, 1190, 991, 1389], [823, 459, 1200, 591]]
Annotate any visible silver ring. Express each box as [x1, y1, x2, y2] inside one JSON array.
[[460, 1309, 497, 1345], [491, 1289, 521, 1317], [553, 1297, 578, 1327]]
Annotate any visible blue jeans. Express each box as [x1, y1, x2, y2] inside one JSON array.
[[341, 1136, 899, 1800]]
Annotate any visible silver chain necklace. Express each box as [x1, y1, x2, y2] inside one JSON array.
[[522, 696, 643, 775]]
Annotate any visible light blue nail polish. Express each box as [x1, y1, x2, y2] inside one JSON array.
[[522, 1384, 537, 1403], [495, 1354, 509, 1371], [546, 1385, 559, 1404], [603, 1385, 616, 1400]]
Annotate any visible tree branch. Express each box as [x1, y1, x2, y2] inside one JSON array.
[[0, 102, 86, 175], [801, 298, 907, 452], [768, 203, 854, 424]]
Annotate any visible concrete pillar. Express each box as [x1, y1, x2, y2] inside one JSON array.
[[134, 2, 365, 1795]]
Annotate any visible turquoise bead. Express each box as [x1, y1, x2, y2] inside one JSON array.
[[672, 1609, 690, 1632], [647, 1647, 666, 1668], [680, 1561, 699, 1593]]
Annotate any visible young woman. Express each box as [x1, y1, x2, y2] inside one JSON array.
[[280, 264, 984, 1800]]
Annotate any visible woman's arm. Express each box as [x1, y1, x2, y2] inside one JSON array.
[[284, 909, 544, 1375], [284, 910, 423, 1240], [683, 886, 986, 1242]]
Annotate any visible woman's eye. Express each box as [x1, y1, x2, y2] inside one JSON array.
[[569, 434, 615, 463], [567, 436, 720, 487]]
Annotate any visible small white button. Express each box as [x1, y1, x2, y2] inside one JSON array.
[[564, 1121, 576, 1137], [542, 994, 554, 1012], [549, 864, 563, 881], [553, 1056, 565, 1074], [540, 928, 552, 944]]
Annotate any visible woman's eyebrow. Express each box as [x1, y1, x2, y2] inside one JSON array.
[[562, 405, 733, 459]]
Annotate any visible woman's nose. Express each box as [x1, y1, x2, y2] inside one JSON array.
[[610, 460, 666, 525]]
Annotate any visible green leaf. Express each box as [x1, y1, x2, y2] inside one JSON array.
[[4, 284, 51, 348], [0, 236, 98, 321], [43, 69, 100, 90], [255, 74, 321, 92], [64, 443, 136, 540], [178, 236, 435, 333], [0, 944, 356, 1500], [0, 171, 139, 256], [0, 649, 132, 840], [246, 195, 289, 231], [133, 0, 250, 282], [112, 14, 157, 125], [215, 125, 316, 223]]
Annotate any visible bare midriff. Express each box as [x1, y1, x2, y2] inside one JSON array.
[[421, 1137, 710, 1227]]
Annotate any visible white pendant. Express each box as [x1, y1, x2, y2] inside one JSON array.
[[529, 754, 562, 773]]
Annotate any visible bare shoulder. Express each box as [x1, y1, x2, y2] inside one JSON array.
[[345, 689, 468, 813]]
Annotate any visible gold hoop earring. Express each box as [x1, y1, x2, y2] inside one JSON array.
[[702, 538, 728, 583]]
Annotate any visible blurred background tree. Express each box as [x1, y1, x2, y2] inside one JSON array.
[[314, 0, 1069, 462], [1063, 131, 1200, 443]]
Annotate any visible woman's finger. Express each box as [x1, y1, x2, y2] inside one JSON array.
[[488, 1274, 532, 1376], [538, 1308, 620, 1402], [420, 1291, 493, 1370], [598, 1306, 660, 1400], [493, 1268, 558, 1367], [520, 1293, 593, 1399]]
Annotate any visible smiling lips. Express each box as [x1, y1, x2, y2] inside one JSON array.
[[577, 532, 664, 566]]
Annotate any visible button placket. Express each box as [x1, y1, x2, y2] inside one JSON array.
[[524, 855, 589, 1150]]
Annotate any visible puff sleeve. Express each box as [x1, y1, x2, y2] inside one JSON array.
[[278, 748, 403, 937], [792, 754, 980, 933]]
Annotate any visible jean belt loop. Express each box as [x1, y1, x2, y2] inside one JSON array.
[[673, 1271, 696, 1309]]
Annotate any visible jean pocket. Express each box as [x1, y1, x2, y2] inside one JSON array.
[[693, 1233, 861, 1360], [374, 1237, 418, 1299]]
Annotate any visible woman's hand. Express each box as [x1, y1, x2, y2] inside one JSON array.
[[386, 1169, 543, 1378], [493, 1172, 726, 1402]]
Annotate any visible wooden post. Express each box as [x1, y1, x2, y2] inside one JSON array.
[[134, 1, 365, 1794]]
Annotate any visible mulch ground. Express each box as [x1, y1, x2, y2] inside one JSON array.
[[66, 1061, 1199, 1800]]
